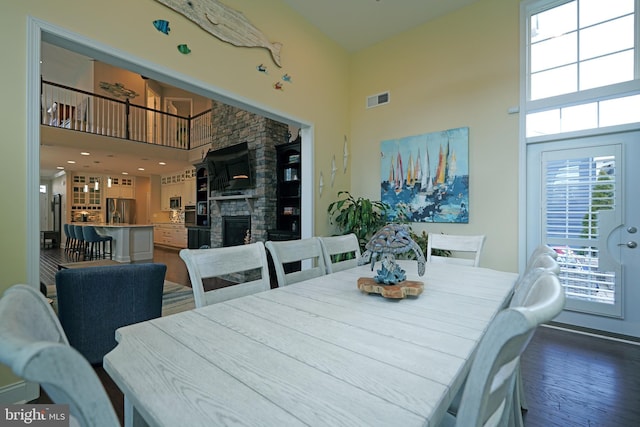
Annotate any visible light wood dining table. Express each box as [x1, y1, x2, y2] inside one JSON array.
[[104, 260, 518, 427]]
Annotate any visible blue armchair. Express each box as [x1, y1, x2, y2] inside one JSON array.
[[55, 263, 166, 365]]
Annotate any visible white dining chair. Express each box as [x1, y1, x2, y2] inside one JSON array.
[[0, 284, 120, 427], [180, 242, 271, 308], [318, 233, 362, 273], [508, 251, 560, 424], [426, 233, 486, 267], [266, 237, 327, 287], [440, 270, 565, 427], [525, 244, 558, 272]]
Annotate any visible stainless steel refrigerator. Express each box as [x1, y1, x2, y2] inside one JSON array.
[[106, 198, 136, 224]]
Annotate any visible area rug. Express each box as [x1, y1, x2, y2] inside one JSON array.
[[46, 280, 195, 317]]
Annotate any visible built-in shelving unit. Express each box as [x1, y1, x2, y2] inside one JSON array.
[[269, 140, 301, 241], [195, 163, 209, 226]]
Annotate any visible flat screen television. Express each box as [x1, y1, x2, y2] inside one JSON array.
[[206, 142, 254, 192]]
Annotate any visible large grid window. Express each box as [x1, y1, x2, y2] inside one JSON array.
[[524, 0, 640, 137]]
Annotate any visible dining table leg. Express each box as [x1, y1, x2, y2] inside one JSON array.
[[124, 396, 150, 427]]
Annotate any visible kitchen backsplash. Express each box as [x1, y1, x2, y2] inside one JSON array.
[[169, 208, 185, 224]]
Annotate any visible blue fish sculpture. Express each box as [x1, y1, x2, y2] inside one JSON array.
[[153, 19, 170, 35], [282, 74, 292, 83]]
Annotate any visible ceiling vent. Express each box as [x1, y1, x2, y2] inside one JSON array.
[[366, 91, 390, 109]]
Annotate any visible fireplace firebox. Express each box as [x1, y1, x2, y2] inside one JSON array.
[[222, 216, 251, 247]]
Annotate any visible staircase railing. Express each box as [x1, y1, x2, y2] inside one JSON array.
[[41, 79, 212, 150]]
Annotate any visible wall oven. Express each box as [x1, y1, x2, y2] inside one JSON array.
[[184, 205, 196, 226]]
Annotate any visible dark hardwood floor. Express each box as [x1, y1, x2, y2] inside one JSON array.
[[521, 326, 640, 426], [36, 248, 640, 426]]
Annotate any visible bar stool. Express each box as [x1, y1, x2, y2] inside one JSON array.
[[82, 226, 100, 260], [97, 230, 113, 260], [82, 226, 112, 260], [67, 225, 77, 257], [63, 224, 71, 254], [73, 225, 86, 260]]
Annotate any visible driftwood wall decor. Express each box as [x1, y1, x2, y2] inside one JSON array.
[[154, 0, 283, 67]]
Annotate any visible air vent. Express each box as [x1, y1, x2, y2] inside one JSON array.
[[366, 91, 390, 109]]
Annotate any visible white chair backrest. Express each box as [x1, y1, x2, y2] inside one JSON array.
[[511, 253, 560, 308], [266, 237, 327, 287], [0, 284, 119, 427], [453, 271, 565, 426], [526, 244, 558, 272], [180, 242, 271, 308], [319, 233, 362, 274], [426, 233, 486, 267]]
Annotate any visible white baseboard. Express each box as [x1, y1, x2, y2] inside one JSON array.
[[0, 380, 40, 404]]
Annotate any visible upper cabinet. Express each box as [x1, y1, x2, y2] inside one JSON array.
[[104, 176, 135, 199], [160, 168, 196, 210]]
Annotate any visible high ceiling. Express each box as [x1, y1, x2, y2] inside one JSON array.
[[40, 0, 479, 179], [282, 0, 480, 52]]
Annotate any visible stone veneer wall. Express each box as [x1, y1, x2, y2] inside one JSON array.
[[207, 101, 287, 247]]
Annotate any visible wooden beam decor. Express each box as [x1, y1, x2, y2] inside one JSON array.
[[154, 0, 283, 67]]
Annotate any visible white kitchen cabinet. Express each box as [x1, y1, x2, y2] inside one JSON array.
[[153, 223, 188, 248], [104, 177, 135, 199], [160, 168, 196, 210]]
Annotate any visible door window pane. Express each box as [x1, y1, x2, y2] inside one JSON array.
[[544, 155, 617, 305]]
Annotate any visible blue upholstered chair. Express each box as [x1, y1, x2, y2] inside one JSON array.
[[55, 263, 167, 365], [0, 284, 120, 426]]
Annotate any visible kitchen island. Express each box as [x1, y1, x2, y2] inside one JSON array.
[[93, 224, 154, 263]]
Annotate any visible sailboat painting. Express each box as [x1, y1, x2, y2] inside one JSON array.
[[380, 127, 469, 223]]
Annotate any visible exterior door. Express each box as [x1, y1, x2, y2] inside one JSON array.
[[526, 131, 640, 338]]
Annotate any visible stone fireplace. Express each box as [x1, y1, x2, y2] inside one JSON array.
[[206, 101, 286, 247]]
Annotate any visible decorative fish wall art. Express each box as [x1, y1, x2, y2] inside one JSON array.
[[153, 19, 171, 35], [153, 0, 283, 67]]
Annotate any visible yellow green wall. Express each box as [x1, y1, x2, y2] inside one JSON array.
[[0, 0, 350, 390], [348, 0, 519, 271], [0, 0, 520, 391]]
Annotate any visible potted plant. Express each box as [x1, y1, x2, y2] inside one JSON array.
[[327, 191, 409, 252]]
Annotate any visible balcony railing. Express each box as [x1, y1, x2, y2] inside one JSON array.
[[41, 80, 212, 150]]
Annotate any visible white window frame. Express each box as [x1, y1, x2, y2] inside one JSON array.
[[521, 0, 640, 143]]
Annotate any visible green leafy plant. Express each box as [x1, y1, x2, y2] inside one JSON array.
[[327, 191, 395, 253]]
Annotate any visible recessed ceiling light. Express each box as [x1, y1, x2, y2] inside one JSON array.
[[138, 168, 145, 171], [80, 152, 90, 156], [122, 172, 129, 175], [56, 166, 64, 170], [159, 162, 166, 165], [67, 160, 76, 164]]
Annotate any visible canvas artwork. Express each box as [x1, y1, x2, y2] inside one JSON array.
[[380, 127, 469, 223]]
